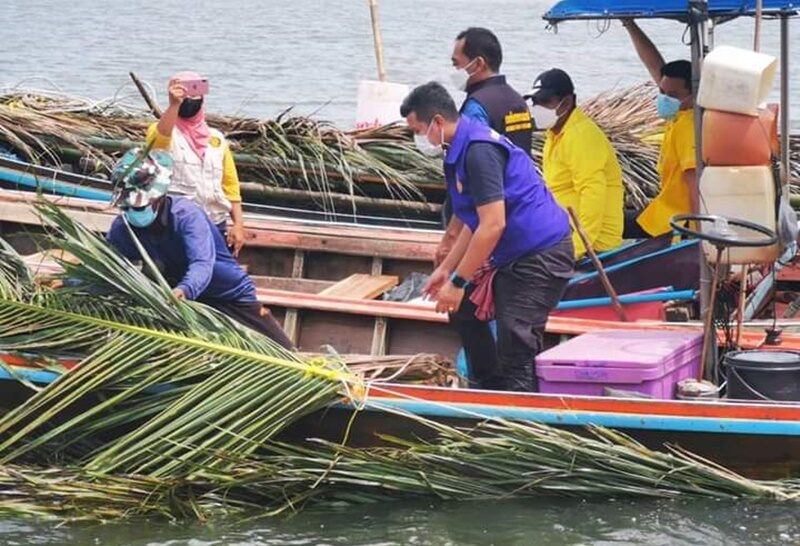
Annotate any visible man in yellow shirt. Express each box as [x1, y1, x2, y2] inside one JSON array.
[[146, 72, 245, 256], [622, 20, 698, 238], [525, 69, 623, 257]]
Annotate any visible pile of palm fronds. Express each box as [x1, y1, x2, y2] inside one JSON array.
[[0, 90, 435, 204], [4, 83, 796, 214], [0, 201, 799, 522], [1, 419, 798, 522]]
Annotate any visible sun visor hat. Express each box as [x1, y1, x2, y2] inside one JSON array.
[[110, 148, 173, 209]]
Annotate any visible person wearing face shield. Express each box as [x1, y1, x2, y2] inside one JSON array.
[[145, 71, 246, 257], [403, 82, 574, 392], [525, 69, 624, 258], [621, 20, 698, 239], [437, 28, 533, 266], [106, 148, 293, 350]]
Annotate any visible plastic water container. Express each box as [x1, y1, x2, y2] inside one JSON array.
[[702, 105, 779, 166], [697, 46, 778, 116], [535, 330, 703, 399], [699, 166, 779, 264]]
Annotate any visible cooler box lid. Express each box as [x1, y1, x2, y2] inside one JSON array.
[[537, 330, 703, 369]]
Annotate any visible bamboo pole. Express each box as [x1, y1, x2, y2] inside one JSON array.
[[128, 72, 162, 119], [754, 0, 763, 52], [566, 207, 628, 322], [368, 0, 387, 82]]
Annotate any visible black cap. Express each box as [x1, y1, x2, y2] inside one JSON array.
[[524, 68, 575, 103]]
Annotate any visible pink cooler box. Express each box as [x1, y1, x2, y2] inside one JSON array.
[[536, 330, 703, 399]]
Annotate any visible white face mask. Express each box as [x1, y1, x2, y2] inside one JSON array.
[[414, 122, 444, 158], [530, 98, 566, 131], [449, 58, 478, 92]]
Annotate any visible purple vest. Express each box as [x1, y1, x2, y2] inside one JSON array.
[[444, 116, 569, 267]]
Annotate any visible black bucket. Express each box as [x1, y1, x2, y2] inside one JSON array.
[[724, 350, 800, 401]]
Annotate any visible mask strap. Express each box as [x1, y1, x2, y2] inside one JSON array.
[[463, 57, 478, 74]]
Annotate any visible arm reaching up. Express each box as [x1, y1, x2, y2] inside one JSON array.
[[622, 19, 666, 85]]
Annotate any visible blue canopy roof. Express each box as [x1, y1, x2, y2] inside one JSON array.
[[545, 1, 798, 22]]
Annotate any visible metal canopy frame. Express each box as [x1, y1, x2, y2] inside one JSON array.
[[544, 1, 798, 23]]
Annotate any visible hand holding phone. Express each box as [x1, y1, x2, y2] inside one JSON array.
[[181, 78, 209, 97]]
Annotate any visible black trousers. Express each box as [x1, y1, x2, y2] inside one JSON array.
[[622, 209, 652, 240], [206, 299, 294, 350], [450, 236, 574, 392]]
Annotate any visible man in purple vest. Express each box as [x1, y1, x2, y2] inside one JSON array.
[[402, 82, 574, 392]]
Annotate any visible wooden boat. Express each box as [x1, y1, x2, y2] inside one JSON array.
[[1, 351, 798, 480], [0, 157, 703, 356]]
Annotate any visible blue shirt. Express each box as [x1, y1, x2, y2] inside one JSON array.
[[461, 98, 491, 125], [444, 116, 570, 267], [107, 196, 256, 302]]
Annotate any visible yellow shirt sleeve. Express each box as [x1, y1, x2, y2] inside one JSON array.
[[563, 127, 610, 257], [221, 144, 241, 202], [674, 115, 697, 173], [146, 122, 172, 150]]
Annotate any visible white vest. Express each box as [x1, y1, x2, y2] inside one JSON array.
[[168, 127, 232, 225]]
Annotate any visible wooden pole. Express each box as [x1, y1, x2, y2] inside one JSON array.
[[754, 0, 763, 52], [368, 0, 387, 82], [566, 207, 628, 322], [700, 247, 723, 381], [128, 72, 162, 119]]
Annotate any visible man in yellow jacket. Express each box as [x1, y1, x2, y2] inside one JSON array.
[[621, 20, 697, 238], [525, 69, 624, 258]]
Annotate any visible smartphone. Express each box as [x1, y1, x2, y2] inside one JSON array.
[[181, 78, 209, 96]]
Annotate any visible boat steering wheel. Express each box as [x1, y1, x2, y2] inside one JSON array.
[[669, 214, 777, 249]]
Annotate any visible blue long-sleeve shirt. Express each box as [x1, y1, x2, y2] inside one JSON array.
[[460, 98, 491, 125], [107, 197, 256, 302]]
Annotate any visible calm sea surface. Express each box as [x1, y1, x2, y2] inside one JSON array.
[[0, 0, 798, 128], [2, 1, 800, 543]]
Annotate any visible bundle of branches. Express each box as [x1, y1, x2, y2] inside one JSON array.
[[0, 91, 432, 204], [2, 84, 799, 213], [305, 352, 457, 386], [1, 418, 798, 522]]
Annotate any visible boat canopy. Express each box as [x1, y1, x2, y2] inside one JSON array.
[[544, 0, 798, 22]]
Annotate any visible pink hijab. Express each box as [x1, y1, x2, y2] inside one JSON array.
[[173, 71, 210, 160]]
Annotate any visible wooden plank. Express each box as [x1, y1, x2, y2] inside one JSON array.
[[250, 275, 334, 293], [370, 317, 388, 356], [291, 249, 305, 278], [243, 229, 436, 260], [0, 190, 440, 260], [318, 273, 399, 300], [257, 288, 446, 322], [281, 250, 306, 345]]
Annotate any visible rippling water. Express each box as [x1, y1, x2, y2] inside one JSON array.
[[1, 498, 800, 546], [2, 1, 800, 543], [1, 0, 798, 128]]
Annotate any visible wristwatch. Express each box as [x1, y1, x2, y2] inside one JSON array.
[[449, 272, 472, 289]]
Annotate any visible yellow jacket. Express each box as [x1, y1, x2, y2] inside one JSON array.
[[636, 109, 695, 237], [146, 123, 241, 203], [542, 107, 624, 257]]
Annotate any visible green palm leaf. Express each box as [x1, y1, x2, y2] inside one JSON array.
[[0, 200, 361, 478], [0, 296, 354, 477]]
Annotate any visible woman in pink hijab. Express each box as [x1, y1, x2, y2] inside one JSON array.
[[145, 71, 245, 256]]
